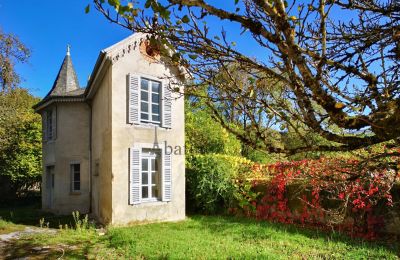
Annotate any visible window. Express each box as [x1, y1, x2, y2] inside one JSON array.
[[141, 149, 161, 200], [46, 110, 53, 140], [44, 107, 56, 141], [70, 163, 81, 192], [129, 146, 172, 204], [140, 78, 161, 124], [128, 74, 171, 128]]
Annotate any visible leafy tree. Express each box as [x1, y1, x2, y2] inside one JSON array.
[[0, 29, 30, 92], [0, 30, 40, 203], [185, 98, 241, 157], [92, 0, 400, 157], [0, 89, 42, 202]]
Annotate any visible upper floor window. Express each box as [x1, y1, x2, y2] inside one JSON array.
[[128, 74, 172, 128], [46, 110, 53, 140], [43, 107, 56, 142], [140, 78, 161, 125]]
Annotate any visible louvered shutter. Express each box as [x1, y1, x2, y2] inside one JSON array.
[[42, 111, 47, 141], [129, 147, 141, 205], [162, 84, 172, 128], [162, 153, 172, 202], [128, 74, 140, 124], [52, 107, 57, 140]]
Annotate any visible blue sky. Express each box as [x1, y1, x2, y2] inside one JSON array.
[[0, 0, 131, 97], [1, 0, 279, 98], [1, 1, 354, 98]]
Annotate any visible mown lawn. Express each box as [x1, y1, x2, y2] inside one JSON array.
[[3, 213, 399, 259]]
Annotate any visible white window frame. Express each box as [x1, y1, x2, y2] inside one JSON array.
[[140, 149, 161, 202], [140, 77, 162, 125], [129, 142, 171, 205], [70, 162, 81, 192]]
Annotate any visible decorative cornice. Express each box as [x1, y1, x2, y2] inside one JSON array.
[[109, 39, 140, 64], [33, 96, 85, 112]]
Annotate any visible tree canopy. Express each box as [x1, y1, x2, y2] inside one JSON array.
[[92, 0, 400, 156], [0, 29, 30, 92], [0, 88, 41, 202], [0, 29, 40, 202]]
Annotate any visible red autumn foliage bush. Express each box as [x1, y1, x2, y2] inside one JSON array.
[[231, 157, 400, 240]]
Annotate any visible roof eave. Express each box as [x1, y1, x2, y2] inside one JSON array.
[[84, 51, 111, 100], [33, 95, 85, 113]]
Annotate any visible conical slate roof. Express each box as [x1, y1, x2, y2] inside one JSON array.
[[33, 46, 85, 111], [45, 46, 83, 97]]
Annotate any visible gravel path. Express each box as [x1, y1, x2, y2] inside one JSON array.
[[0, 227, 56, 242], [0, 227, 57, 259]]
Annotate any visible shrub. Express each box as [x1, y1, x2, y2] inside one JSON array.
[[186, 154, 253, 214], [233, 157, 400, 239]]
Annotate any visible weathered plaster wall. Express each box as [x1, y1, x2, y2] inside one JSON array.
[[109, 37, 186, 224], [41, 102, 90, 214], [90, 66, 113, 224]]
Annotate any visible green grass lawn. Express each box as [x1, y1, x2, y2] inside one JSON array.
[[2, 212, 398, 259], [0, 219, 25, 234]]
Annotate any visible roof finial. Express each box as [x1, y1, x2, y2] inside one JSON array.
[[66, 44, 71, 56]]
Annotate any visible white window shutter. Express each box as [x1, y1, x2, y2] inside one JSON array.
[[52, 107, 57, 140], [42, 111, 47, 141], [162, 84, 172, 128], [128, 74, 140, 124], [129, 147, 142, 205], [162, 153, 172, 202]]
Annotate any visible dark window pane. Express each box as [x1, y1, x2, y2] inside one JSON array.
[[151, 171, 158, 184], [151, 159, 156, 171], [142, 186, 148, 198], [141, 79, 149, 90], [141, 113, 149, 120], [141, 102, 148, 112], [74, 164, 80, 172], [152, 115, 160, 122], [151, 93, 159, 104], [74, 172, 80, 181], [74, 181, 80, 191], [152, 82, 160, 93], [154, 158, 158, 171], [142, 172, 148, 184], [151, 186, 158, 198], [152, 105, 159, 115], [141, 91, 148, 101], [141, 159, 148, 171]]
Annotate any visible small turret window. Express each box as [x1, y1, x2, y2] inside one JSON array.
[[46, 110, 53, 140], [44, 107, 56, 142]]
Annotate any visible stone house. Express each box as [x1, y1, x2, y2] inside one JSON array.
[[33, 34, 185, 225]]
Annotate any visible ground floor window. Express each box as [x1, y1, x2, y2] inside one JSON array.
[[141, 149, 161, 200], [70, 163, 81, 192], [130, 146, 171, 205]]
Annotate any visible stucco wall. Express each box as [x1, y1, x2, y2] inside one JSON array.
[[109, 38, 186, 224], [41, 102, 90, 215], [90, 66, 113, 224]]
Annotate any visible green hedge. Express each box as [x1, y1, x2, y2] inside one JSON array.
[[186, 154, 253, 214]]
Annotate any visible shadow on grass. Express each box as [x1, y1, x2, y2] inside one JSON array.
[[189, 215, 400, 256], [2, 240, 88, 260], [0, 204, 76, 229]]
